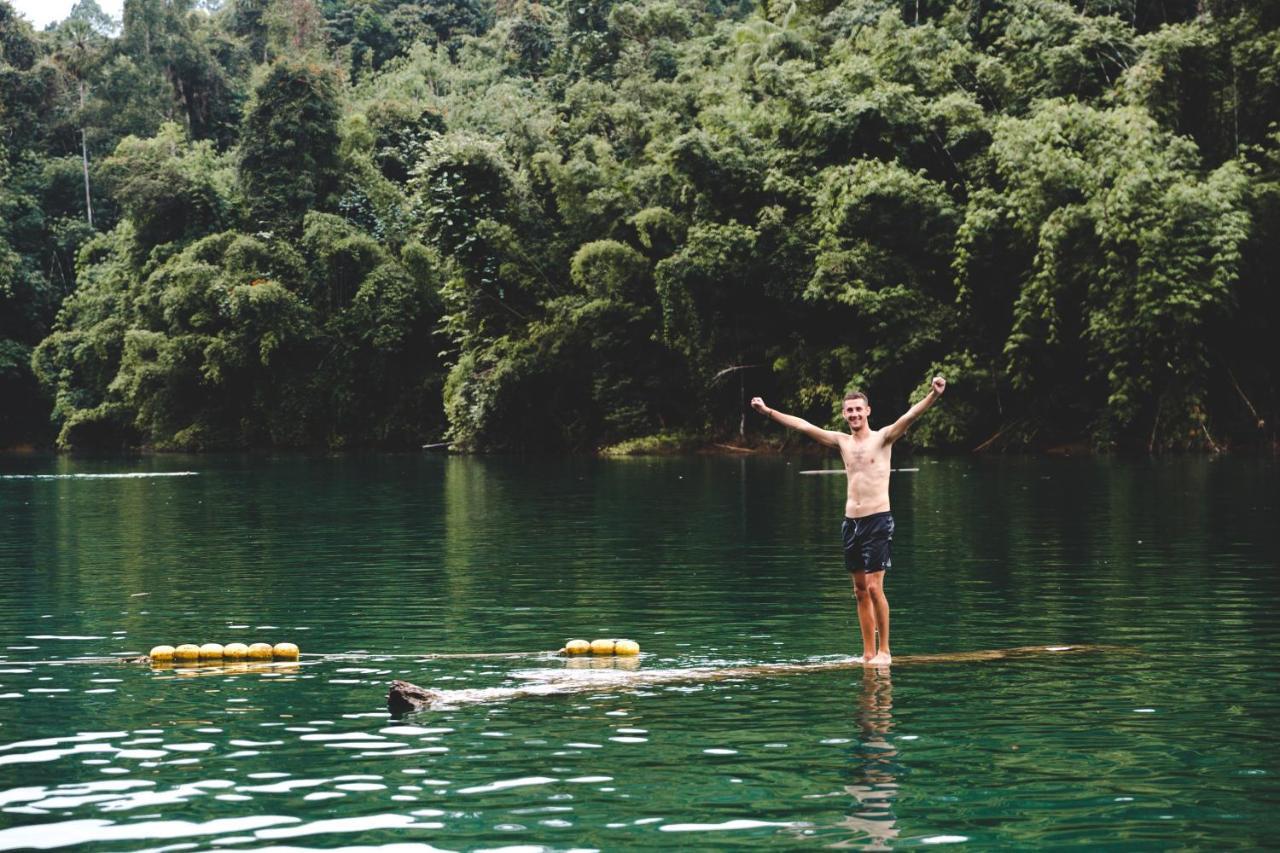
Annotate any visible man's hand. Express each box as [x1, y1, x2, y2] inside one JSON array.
[[931, 376, 946, 395], [750, 396, 769, 414]]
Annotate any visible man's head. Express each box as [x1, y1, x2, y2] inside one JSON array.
[[843, 391, 870, 432]]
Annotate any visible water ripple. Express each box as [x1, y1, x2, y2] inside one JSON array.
[[0, 815, 295, 849]]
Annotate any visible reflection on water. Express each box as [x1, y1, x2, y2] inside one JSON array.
[[149, 662, 303, 678], [835, 666, 899, 849], [562, 655, 643, 671], [0, 454, 1277, 849]]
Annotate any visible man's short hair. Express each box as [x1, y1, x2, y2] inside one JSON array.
[[844, 391, 869, 406]]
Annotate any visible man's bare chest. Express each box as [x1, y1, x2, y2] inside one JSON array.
[[840, 434, 890, 472]]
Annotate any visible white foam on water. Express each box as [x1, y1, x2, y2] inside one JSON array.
[[0, 472, 198, 480], [456, 775, 558, 795], [253, 814, 420, 841], [24, 636, 107, 641], [659, 819, 797, 832], [0, 815, 296, 849]]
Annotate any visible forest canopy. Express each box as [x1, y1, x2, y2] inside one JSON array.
[[1, 0, 1277, 452]]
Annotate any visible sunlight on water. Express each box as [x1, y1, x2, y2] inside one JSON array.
[[0, 454, 1277, 849], [0, 472, 198, 480]]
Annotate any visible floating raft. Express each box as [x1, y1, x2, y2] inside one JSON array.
[[388, 644, 1127, 714]]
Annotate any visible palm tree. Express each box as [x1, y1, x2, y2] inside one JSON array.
[[48, 16, 108, 228]]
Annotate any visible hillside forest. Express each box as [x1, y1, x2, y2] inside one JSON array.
[[1, 0, 1277, 453]]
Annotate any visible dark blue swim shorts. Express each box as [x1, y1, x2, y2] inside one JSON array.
[[842, 511, 894, 573]]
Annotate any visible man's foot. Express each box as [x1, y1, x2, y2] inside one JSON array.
[[867, 652, 892, 665]]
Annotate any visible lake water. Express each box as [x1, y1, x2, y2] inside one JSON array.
[[0, 453, 1277, 850]]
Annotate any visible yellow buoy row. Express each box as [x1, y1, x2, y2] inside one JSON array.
[[149, 642, 299, 663], [563, 638, 640, 656]]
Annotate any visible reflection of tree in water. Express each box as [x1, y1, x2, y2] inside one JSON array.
[[833, 665, 899, 849]]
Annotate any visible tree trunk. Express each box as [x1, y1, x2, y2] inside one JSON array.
[[739, 370, 745, 439], [387, 645, 1126, 714], [79, 80, 93, 229]]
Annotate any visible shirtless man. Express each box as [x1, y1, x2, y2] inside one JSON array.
[[751, 377, 946, 664]]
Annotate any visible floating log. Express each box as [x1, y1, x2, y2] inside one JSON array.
[[0, 656, 155, 665], [387, 644, 1126, 713]]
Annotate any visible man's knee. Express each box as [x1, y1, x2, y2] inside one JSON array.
[[853, 579, 870, 600]]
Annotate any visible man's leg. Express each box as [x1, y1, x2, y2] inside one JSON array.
[[851, 570, 877, 660], [866, 570, 891, 663]]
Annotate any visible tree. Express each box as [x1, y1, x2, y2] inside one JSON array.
[[49, 15, 109, 228], [102, 123, 233, 254], [959, 101, 1250, 448], [238, 57, 342, 232]]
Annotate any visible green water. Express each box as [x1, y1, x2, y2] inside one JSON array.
[[0, 454, 1277, 850]]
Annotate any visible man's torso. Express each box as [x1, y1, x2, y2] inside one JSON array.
[[838, 429, 892, 518]]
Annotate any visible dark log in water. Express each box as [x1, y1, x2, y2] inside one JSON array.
[[387, 644, 1126, 713], [388, 679, 443, 716]]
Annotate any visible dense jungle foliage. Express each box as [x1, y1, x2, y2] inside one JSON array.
[[1, 0, 1277, 452]]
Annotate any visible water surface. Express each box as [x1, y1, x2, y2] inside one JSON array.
[[0, 453, 1277, 849]]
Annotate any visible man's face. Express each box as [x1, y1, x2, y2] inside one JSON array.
[[844, 399, 869, 430]]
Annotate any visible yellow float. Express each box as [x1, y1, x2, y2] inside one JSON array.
[[149, 645, 175, 662], [148, 640, 299, 664], [174, 643, 200, 662], [564, 639, 591, 655], [614, 639, 640, 655], [590, 638, 616, 655]]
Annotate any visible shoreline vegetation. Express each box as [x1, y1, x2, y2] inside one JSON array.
[[2, 1, 1277, 456], [2, 433, 1266, 457]]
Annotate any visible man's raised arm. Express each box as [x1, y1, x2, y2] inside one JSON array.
[[882, 376, 946, 443], [751, 397, 841, 447]]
